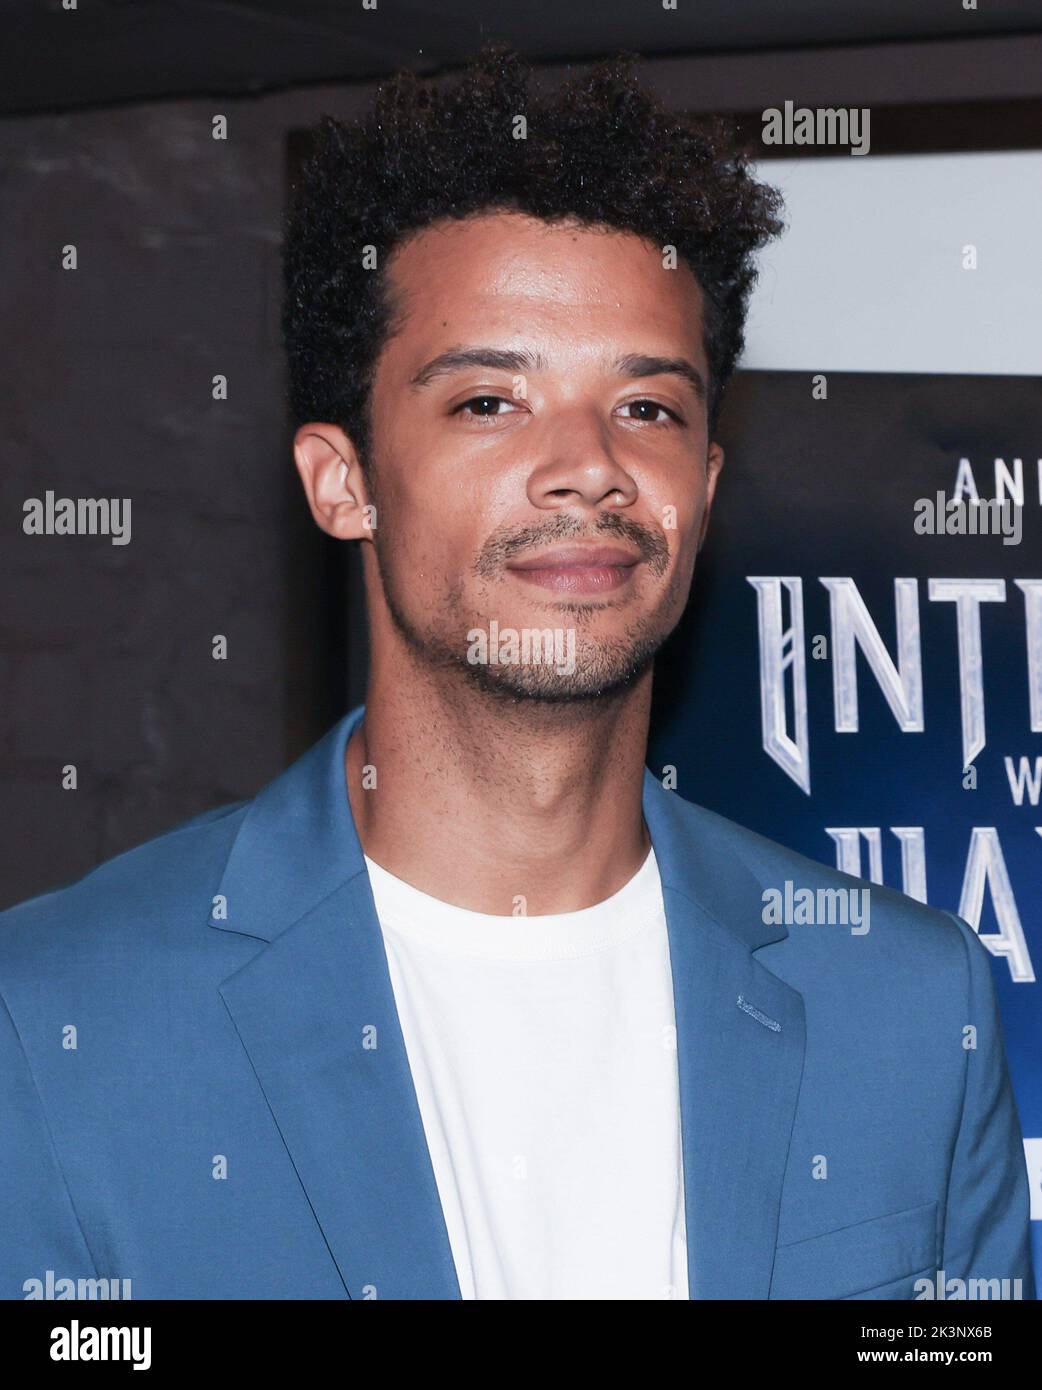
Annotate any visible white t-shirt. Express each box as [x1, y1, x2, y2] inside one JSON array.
[[364, 846, 689, 1301]]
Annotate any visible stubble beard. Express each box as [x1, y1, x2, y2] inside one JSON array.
[[373, 544, 689, 707]]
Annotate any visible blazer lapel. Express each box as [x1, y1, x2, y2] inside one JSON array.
[[209, 703, 804, 1302], [211, 706, 461, 1300], [642, 771, 807, 1299]]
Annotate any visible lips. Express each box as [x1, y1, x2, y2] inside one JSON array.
[[506, 544, 642, 595], [508, 545, 640, 570]]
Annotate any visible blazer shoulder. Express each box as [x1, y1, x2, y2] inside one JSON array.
[[668, 789, 965, 952], [0, 798, 249, 964]]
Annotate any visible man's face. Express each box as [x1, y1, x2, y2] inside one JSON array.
[[330, 210, 722, 700]]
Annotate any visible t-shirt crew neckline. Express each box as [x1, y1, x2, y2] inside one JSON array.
[[363, 846, 661, 962]]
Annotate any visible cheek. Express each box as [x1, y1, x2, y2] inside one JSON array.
[[645, 472, 706, 552], [376, 476, 480, 593], [381, 470, 508, 577]]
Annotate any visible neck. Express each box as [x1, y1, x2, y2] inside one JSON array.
[[346, 641, 653, 915]]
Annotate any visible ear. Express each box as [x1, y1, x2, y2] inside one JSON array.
[[697, 441, 725, 551], [293, 424, 375, 541]]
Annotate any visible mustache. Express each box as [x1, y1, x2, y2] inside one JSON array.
[[474, 513, 671, 579]]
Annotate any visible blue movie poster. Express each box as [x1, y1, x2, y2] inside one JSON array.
[[649, 370, 1042, 1287]]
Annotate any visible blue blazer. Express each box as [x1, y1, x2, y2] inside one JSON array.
[[0, 705, 1033, 1300]]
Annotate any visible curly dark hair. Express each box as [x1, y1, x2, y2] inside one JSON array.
[[282, 46, 784, 459]]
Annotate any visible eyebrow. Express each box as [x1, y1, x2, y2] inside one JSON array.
[[409, 346, 706, 404], [614, 353, 706, 404], [409, 348, 545, 388]]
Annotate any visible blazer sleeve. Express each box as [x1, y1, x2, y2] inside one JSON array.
[[941, 912, 1036, 1299], [0, 983, 98, 1299]]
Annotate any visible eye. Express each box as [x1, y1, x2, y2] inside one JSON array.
[[453, 394, 521, 419], [617, 399, 684, 425]]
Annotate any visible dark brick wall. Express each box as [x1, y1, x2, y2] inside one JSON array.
[[0, 84, 373, 910]]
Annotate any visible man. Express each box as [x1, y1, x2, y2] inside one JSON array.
[[0, 49, 1033, 1301]]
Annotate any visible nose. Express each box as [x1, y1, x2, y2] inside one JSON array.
[[525, 406, 639, 514]]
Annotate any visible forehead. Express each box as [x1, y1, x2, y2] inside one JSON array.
[[380, 210, 706, 366]]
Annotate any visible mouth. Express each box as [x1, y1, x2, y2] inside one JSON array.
[[505, 544, 642, 595]]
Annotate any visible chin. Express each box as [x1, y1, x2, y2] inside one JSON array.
[[463, 668, 651, 706], [454, 633, 660, 704]]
